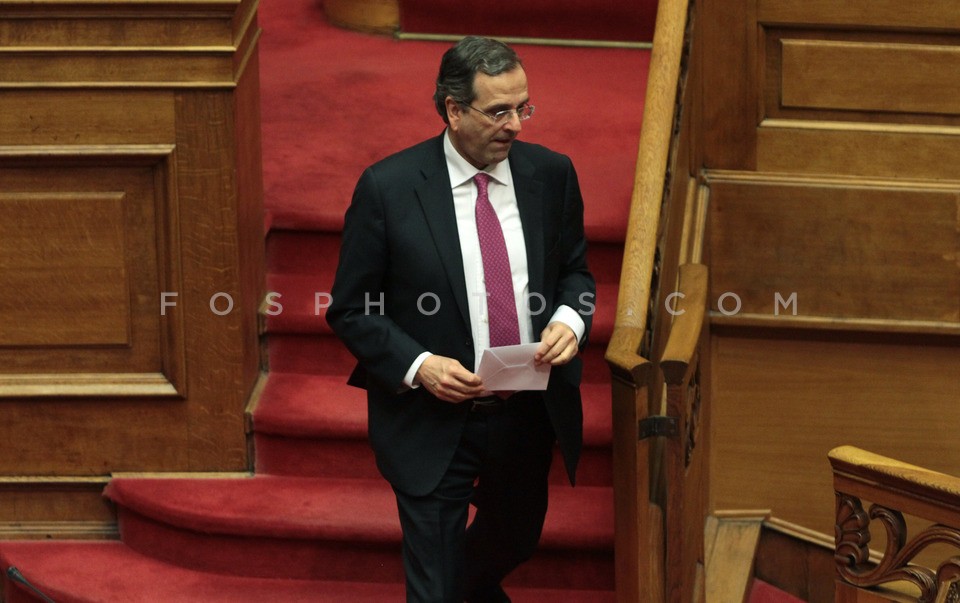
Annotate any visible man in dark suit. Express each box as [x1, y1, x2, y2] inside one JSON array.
[[327, 36, 595, 602]]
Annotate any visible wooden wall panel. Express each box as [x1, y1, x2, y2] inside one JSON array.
[[707, 175, 960, 325], [0, 0, 263, 532], [757, 0, 960, 31], [709, 335, 960, 535], [0, 156, 186, 397], [780, 39, 960, 116], [0, 192, 128, 346], [0, 91, 176, 145], [699, 0, 757, 170], [697, 0, 960, 557], [757, 123, 960, 180]]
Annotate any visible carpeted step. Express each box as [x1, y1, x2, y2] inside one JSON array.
[[0, 540, 614, 602], [103, 475, 613, 589], [398, 0, 657, 44], [253, 374, 610, 445], [263, 233, 619, 342], [266, 332, 358, 375], [251, 372, 612, 484], [250, 371, 378, 478], [748, 579, 806, 603], [266, 229, 625, 284], [259, 0, 648, 241], [265, 331, 612, 382]]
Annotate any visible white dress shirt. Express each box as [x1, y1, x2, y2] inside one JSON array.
[[402, 130, 585, 386]]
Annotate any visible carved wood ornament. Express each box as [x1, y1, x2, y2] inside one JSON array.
[[835, 493, 960, 602]]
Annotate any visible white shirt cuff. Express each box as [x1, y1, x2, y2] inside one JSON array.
[[549, 304, 586, 344], [402, 351, 433, 390]]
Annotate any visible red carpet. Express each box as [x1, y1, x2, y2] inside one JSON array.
[[259, 0, 649, 242], [748, 579, 807, 603], [398, 0, 658, 43], [0, 0, 650, 600]]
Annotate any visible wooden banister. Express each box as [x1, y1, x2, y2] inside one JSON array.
[[660, 263, 708, 603], [605, 0, 694, 600], [605, 0, 691, 382], [660, 263, 707, 385], [830, 446, 960, 602]]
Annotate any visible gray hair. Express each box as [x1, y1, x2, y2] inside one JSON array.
[[433, 36, 522, 124]]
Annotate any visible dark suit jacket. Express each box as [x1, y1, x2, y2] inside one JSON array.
[[327, 132, 595, 497]]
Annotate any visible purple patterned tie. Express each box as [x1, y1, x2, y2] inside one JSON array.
[[474, 173, 520, 347]]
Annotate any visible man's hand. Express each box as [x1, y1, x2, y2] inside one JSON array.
[[535, 322, 579, 366], [415, 355, 485, 403]]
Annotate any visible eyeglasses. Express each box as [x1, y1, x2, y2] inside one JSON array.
[[460, 103, 535, 124]]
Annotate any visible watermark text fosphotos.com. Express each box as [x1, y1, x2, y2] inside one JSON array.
[[160, 291, 598, 317], [160, 291, 797, 317], [664, 291, 798, 316]]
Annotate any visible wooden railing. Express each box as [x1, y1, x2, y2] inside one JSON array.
[[659, 263, 708, 602], [604, 0, 699, 598], [831, 446, 960, 602]]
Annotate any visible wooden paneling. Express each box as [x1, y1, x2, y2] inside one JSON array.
[[0, 151, 186, 397], [0, 0, 260, 88], [762, 28, 960, 127], [753, 523, 836, 603], [698, 0, 960, 566], [757, 121, 960, 180], [0, 478, 114, 526], [699, 0, 757, 170], [0, 91, 176, 145], [0, 192, 129, 346], [0, 0, 263, 524], [780, 39, 960, 116], [709, 334, 960, 536], [757, 0, 960, 30], [707, 174, 960, 325]]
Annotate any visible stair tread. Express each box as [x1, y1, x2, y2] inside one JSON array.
[[105, 475, 613, 550], [1, 541, 614, 602], [254, 372, 611, 446], [253, 373, 367, 438]]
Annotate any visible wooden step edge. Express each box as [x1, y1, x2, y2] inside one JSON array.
[[108, 471, 253, 480], [704, 510, 770, 603], [0, 520, 117, 540]]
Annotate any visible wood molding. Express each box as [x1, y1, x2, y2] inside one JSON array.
[[0, 144, 186, 398], [0, 476, 115, 527], [0, 0, 261, 88], [758, 0, 960, 30], [0, 521, 117, 540], [0, 0, 261, 492]]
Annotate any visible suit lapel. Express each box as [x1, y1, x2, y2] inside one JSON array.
[[414, 143, 472, 332], [510, 148, 546, 323]]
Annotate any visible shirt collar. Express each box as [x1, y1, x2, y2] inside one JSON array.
[[443, 129, 513, 189]]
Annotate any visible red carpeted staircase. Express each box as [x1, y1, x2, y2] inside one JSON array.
[[0, 1, 654, 601]]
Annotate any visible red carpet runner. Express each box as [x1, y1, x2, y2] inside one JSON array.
[[0, 1, 652, 600], [398, 0, 658, 43]]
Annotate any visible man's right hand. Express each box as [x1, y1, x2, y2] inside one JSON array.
[[415, 355, 485, 403]]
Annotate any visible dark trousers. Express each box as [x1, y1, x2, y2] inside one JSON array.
[[392, 394, 555, 603]]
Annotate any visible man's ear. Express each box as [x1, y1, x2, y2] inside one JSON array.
[[445, 97, 462, 129]]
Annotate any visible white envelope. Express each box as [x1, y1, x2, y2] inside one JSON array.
[[477, 343, 551, 391]]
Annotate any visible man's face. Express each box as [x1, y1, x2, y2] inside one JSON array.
[[446, 66, 529, 169]]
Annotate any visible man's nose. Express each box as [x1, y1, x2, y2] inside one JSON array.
[[503, 111, 522, 132]]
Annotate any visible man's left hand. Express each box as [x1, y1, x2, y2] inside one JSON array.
[[535, 322, 579, 366]]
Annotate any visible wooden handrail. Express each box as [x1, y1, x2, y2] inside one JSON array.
[[660, 263, 707, 385], [830, 446, 960, 601], [830, 445, 960, 528], [605, 0, 694, 600], [605, 0, 691, 386]]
